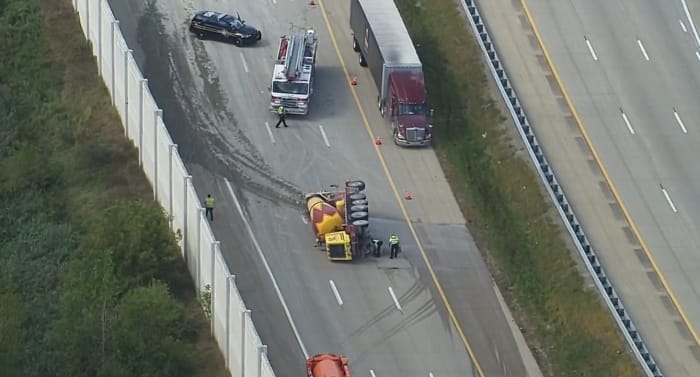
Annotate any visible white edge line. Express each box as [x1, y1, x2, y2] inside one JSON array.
[[225, 179, 309, 358], [265, 121, 276, 144], [695, 51, 700, 61], [682, 0, 700, 48], [584, 37, 598, 61], [681, 19, 688, 33], [661, 187, 678, 213], [387, 286, 403, 312], [620, 110, 635, 135], [429, 373, 435, 377], [319, 125, 331, 148], [637, 39, 650, 60], [370, 370, 377, 377], [674, 110, 688, 133], [239, 52, 250, 73], [329, 280, 344, 306]]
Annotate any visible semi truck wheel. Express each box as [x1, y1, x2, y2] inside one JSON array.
[[353, 37, 360, 52], [350, 211, 368, 221], [359, 53, 367, 67], [346, 180, 366, 192], [349, 193, 366, 201]]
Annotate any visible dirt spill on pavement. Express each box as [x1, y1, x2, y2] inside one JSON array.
[[126, 1, 303, 208]]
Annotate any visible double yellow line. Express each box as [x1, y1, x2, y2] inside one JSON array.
[[518, 0, 700, 349], [314, 0, 487, 375]]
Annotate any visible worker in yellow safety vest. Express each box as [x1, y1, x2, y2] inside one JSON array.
[[275, 106, 288, 128], [389, 234, 400, 259], [205, 194, 215, 221]]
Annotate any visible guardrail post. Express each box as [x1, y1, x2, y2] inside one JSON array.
[[124, 49, 132, 138], [241, 309, 252, 377], [210, 241, 220, 334], [258, 345, 267, 377], [154, 109, 163, 201], [97, 0, 102, 74], [138, 78, 148, 165], [168, 144, 177, 229], [197, 207, 205, 289], [226, 275, 236, 368], [110, 20, 119, 104]]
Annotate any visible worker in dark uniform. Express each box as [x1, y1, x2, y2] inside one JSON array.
[[372, 239, 383, 257], [275, 106, 288, 128], [389, 234, 400, 259], [205, 194, 215, 221]]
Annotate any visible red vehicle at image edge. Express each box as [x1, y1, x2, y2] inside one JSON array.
[[349, 0, 434, 146], [306, 353, 352, 377]]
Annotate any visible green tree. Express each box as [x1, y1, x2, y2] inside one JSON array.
[[46, 247, 119, 377], [83, 201, 187, 294], [113, 281, 194, 377]]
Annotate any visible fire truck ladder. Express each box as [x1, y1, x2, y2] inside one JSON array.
[[283, 30, 311, 81]]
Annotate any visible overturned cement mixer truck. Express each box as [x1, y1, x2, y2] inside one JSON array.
[[305, 180, 373, 261]]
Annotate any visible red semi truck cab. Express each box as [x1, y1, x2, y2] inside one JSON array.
[[385, 71, 433, 146]]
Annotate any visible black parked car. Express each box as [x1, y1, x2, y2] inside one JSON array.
[[189, 11, 262, 46]]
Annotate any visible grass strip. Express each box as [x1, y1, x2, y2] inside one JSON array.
[[393, 0, 643, 376], [0, 0, 229, 376]]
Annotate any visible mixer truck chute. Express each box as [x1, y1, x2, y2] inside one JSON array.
[[306, 353, 352, 377], [305, 180, 373, 261]]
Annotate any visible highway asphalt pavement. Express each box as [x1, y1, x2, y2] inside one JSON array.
[[475, 0, 700, 375], [107, 0, 543, 376]]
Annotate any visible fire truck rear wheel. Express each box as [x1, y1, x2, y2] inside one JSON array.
[[353, 37, 360, 52], [346, 180, 366, 192], [350, 211, 368, 221], [349, 193, 366, 201]]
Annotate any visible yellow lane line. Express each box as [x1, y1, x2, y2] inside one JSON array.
[[518, 0, 700, 347], [315, 0, 487, 375]]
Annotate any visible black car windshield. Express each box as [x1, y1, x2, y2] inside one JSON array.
[[273, 81, 309, 95], [398, 104, 427, 115], [220, 15, 243, 29]]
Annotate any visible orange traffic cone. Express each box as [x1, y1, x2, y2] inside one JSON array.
[[404, 192, 412, 200], [351, 77, 357, 85], [375, 136, 382, 145]]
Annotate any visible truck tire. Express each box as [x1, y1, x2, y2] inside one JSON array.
[[346, 180, 366, 192], [353, 37, 360, 52], [349, 193, 366, 201], [351, 199, 368, 207], [350, 205, 368, 213], [352, 219, 369, 228], [350, 211, 368, 221], [359, 53, 367, 67], [379, 98, 385, 117]]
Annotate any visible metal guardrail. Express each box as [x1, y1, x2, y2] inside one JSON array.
[[458, 0, 663, 375]]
